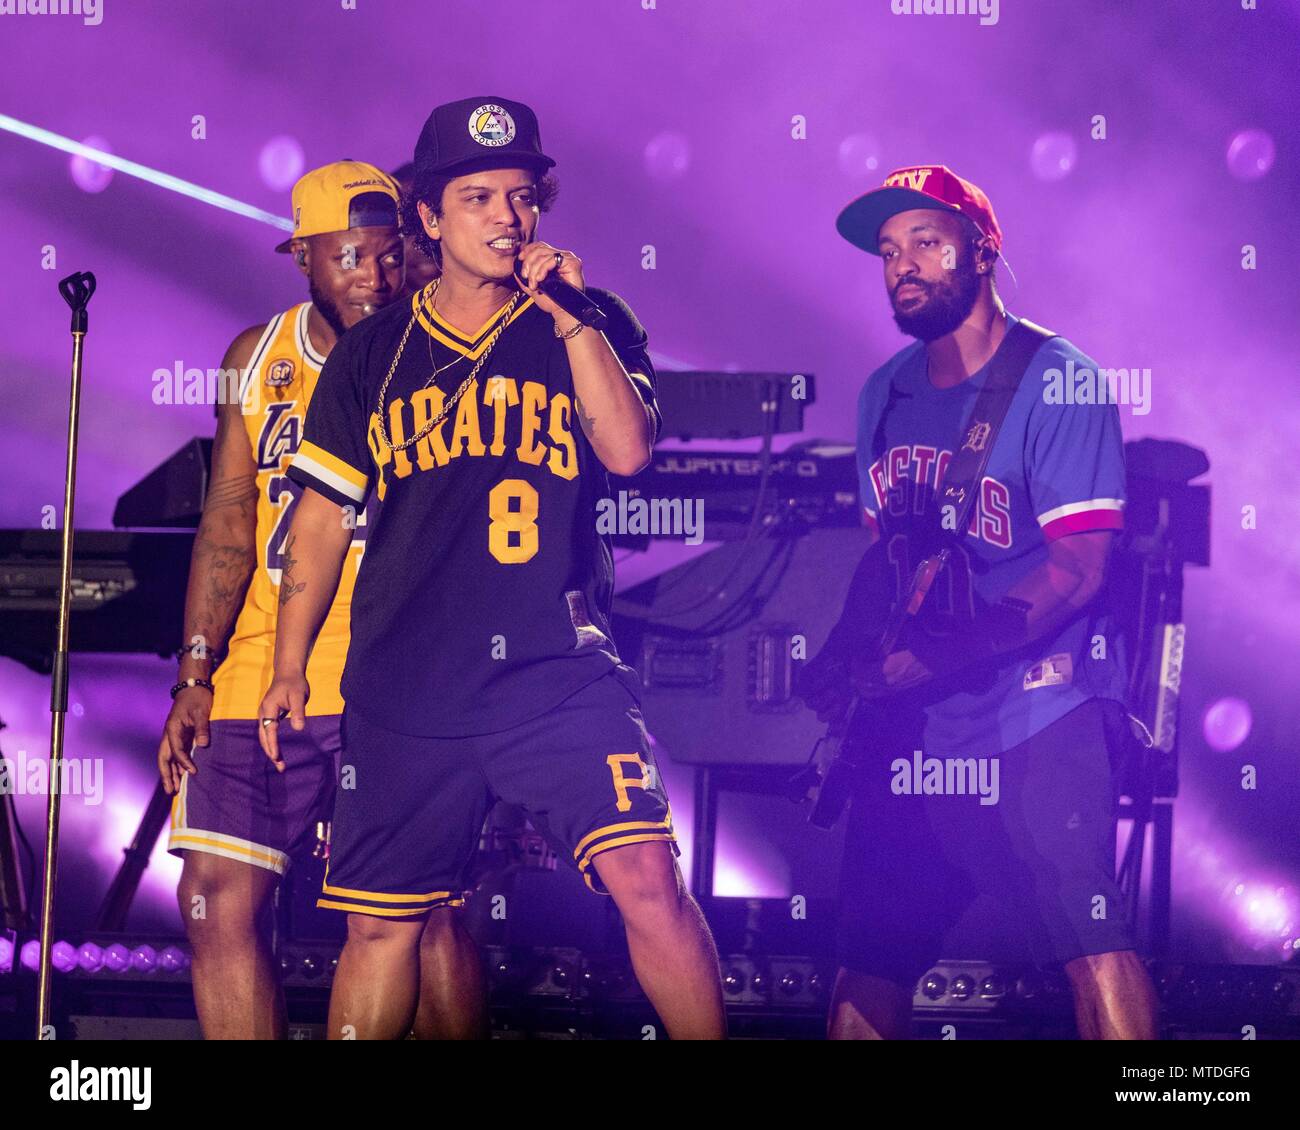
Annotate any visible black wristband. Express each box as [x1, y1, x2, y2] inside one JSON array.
[[170, 677, 215, 699]]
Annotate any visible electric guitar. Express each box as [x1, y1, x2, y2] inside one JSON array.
[[803, 540, 955, 829]]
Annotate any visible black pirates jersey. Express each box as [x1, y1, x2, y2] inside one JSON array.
[[287, 285, 658, 737]]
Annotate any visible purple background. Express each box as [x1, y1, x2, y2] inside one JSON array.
[[0, 0, 1297, 961]]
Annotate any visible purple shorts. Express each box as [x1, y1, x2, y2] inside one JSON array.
[[167, 716, 341, 875]]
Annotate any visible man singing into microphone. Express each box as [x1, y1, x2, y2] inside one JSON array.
[[258, 96, 726, 1039]]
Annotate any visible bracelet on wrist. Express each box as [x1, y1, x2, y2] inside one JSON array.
[[170, 677, 215, 700], [553, 318, 585, 340]]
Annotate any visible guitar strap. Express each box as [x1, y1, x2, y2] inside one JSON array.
[[935, 316, 1057, 545]]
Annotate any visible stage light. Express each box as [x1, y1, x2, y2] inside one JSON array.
[[78, 942, 104, 972], [644, 131, 691, 182], [0, 113, 293, 232], [159, 945, 189, 974], [837, 132, 882, 177], [259, 135, 305, 192], [130, 944, 158, 973], [1226, 129, 1275, 182], [1228, 882, 1297, 956], [0, 936, 11, 972], [20, 939, 40, 971], [104, 943, 130, 972], [1203, 696, 1252, 752], [1030, 132, 1078, 182], [51, 940, 78, 973], [70, 135, 113, 193]]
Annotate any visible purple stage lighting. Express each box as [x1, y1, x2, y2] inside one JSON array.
[[51, 939, 78, 973], [20, 939, 40, 971], [78, 941, 105, 973], [1229, 882, 1296, 955], [1226, 129, 1276, 182], [104, 943, 131, 973], [130, 944, 158, 973], [259, 135, 305, 192], [0, 936, 13, 972], [159, 945, 190, 974], [837, 132, 883, 178], [1203, 696, 1253, 752], [644, 131, 691, 182], [69, 135, 114, 193], [1029, 132, 1078, 182]]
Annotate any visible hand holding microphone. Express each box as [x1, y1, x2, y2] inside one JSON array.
[[514, 241, 607, 330]]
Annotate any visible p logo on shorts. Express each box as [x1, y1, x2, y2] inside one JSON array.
[[606, 753, 653, 813]]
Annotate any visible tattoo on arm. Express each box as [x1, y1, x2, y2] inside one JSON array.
[[574, 395, 596, 439], [186, 475, 259, 662], [279, 533, 307, 606], [202, 474, 258, 514]]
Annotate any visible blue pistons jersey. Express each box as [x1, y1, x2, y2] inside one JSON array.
[[855, 313, 1129, 758], [287, 285, 657, 738]]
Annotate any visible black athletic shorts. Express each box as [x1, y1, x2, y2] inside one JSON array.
[[837, 697, 1135, 987], [320, 670, 677, 917]]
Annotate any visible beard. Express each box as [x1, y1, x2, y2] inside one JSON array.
[[891, 252, 981, 342], [309, 279, 350, 338]]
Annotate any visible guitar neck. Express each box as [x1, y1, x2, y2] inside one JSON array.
[[877, 548, 950, 657]]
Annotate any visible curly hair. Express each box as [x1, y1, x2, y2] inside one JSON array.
[[399, 167, 560, 267]]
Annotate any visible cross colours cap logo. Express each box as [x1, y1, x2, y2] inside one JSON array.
[[468, 104, 516, 148]]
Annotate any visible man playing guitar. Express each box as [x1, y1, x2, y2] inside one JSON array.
[[802, 166, 1159, 1040]]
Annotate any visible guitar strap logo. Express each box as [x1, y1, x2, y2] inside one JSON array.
[[962, 420, 992, 452]]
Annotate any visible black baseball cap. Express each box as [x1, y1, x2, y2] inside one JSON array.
[[413, 97, 556, 181]]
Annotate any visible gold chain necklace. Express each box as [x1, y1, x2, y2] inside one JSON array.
[[375, 279, 522, 453]]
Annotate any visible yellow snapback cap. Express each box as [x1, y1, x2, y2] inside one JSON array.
[[274, 160, 401, 253]]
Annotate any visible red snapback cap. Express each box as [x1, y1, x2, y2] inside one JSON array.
[[836, 165, 1003, 256]]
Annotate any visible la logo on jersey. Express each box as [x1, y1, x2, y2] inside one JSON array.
[[469, 105, 515, 148], [257, 401, 301, 471], [868, 443, 1012, 548]]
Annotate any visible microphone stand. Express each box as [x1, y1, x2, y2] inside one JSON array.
[[35, 271, 96, 1039]]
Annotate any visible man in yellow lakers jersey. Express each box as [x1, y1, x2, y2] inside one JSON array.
[[157, 161, 411, 1039]]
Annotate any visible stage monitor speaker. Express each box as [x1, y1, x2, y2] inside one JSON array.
[[113, 437, 213, 529], [613, 526, 869, 767]]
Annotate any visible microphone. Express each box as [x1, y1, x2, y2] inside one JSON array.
[[515, 258, 608, 330]]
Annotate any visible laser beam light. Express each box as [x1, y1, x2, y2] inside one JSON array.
[[0, 113, 293, 231]]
